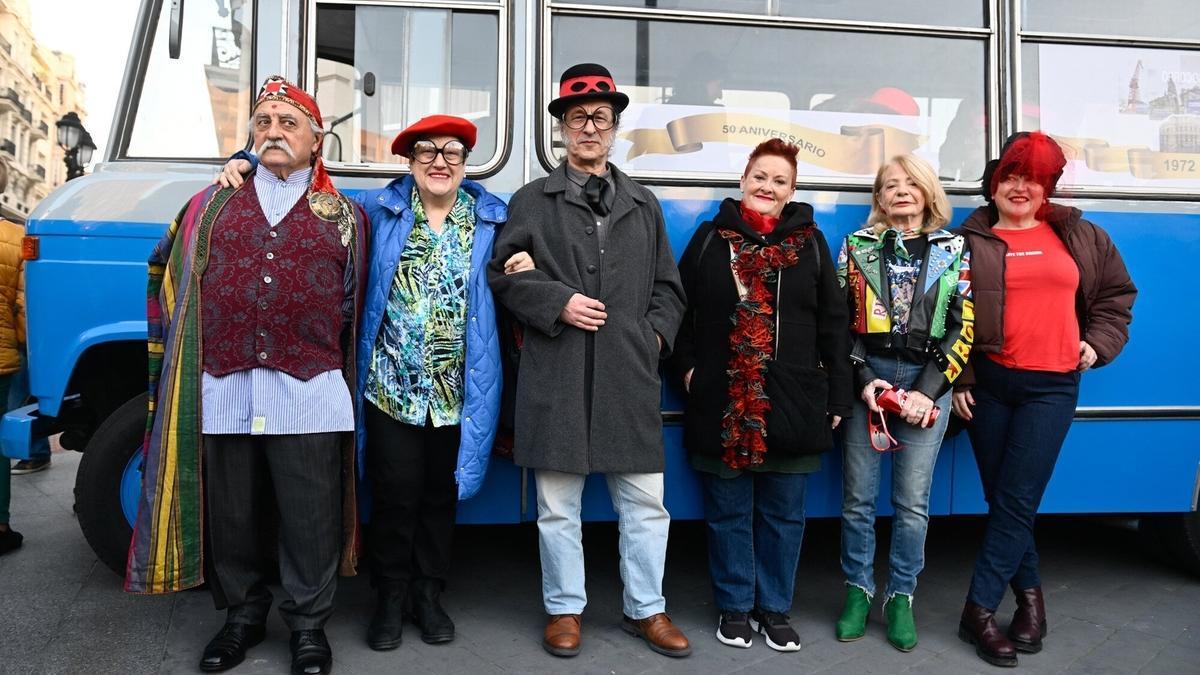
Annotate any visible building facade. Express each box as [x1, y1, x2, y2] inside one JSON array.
[[0, 0, 86, 224]]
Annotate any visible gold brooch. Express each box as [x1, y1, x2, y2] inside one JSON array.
[[309, 192, 341, 221]]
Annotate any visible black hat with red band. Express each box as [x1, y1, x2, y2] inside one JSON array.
[[548, 63, 630, 120]]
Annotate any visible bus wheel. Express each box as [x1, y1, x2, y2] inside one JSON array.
[[75, 393, 147, 577], [1139, 511, 1200, 577]]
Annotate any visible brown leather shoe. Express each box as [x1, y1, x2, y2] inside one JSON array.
[[622, 613, 691, 657], [542, 614, 581, 657], [1008, 587, 1047, 653], [958, 601, 1017, 667]]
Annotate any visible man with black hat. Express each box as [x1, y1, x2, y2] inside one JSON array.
[[488, 63, 689, 658], [126, 76, 368, 675]]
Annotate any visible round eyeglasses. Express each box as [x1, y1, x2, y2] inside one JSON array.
[[562, 106, 616, 131], [411, 140, 468, 166]]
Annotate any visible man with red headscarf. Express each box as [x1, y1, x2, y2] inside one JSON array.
[[125, 76, 368, 675]]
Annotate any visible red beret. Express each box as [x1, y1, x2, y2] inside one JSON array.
[[390, 115, 478, 157]]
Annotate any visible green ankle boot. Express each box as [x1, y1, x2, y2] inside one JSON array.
[[835, 586, 871, 642], [884, 594, 918, 652]]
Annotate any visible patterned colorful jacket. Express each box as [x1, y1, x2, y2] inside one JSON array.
[[125, 183, 368, 594], [836, 227, 973, 399]]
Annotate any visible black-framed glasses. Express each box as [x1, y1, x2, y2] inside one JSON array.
[[562, 106, 616, 131], [411, 140, 469, 166]]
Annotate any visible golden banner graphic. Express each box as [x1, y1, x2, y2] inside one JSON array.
[[1052, 135, 1200, 180], [620, 113, 925, 175]]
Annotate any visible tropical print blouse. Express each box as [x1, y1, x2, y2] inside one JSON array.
[[365, 186, 476, 426]]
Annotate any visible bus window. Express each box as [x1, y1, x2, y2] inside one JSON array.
[[125, 0, 254, 159], [1023, 0, 1200, 40], [547, 15, 987, 183], [1020, 39, 1200, 192], [312, 2, 503, 170], [566, 1, 987, 28]]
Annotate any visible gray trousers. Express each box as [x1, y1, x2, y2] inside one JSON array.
[[204, 433, 342, 630]]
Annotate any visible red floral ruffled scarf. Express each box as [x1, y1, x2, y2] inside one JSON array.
[[719, 227, 812, 469]]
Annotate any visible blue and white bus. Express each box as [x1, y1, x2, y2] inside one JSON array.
[[4, 0, 1198, 577]]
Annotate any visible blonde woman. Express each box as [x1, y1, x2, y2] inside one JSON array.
[[834, 155, 972, 651]]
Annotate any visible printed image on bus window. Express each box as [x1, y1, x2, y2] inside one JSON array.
[[1022, 42, 1200, 191], [125, 0, 253, 159], [567, 1, 987, 27], [1023, 0, 1200, 41], [548, 16, 987, 182], [313, 4, 500, 168]]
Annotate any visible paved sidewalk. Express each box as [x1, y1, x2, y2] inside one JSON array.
[[1, 450, 1198, 674]]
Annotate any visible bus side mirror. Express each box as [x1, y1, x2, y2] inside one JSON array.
[[169, 0, 185, 59], [363, 72, 376, 97]]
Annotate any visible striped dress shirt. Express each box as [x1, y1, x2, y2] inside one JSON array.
[[201, 165, 355, 435]]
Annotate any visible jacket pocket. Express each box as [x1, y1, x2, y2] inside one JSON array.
[[764, 362, 833, 455]]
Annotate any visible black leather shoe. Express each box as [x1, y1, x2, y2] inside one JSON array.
[[290, 629, 332, 675], [367, 583, 406, 651], [199, 622, 266, 672], [410, 578, 455, 644]]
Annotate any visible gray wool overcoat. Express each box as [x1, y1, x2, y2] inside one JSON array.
[[487, 163, 685, 474]]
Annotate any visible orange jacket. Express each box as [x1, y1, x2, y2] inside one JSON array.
[[0, 218, 25, 375]]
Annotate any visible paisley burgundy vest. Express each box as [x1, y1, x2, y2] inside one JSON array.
[[201, 179, 346, 380]]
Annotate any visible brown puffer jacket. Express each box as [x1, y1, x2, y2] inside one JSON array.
[[954, 203, 1136, 389], [0, 218, 26, 375]]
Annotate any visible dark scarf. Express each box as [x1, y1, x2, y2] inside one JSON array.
[[583, 175, 611, 216]]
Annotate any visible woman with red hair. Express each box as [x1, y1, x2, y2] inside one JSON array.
[[953, 132, 1136, 667], [671, 138, 852, 652]]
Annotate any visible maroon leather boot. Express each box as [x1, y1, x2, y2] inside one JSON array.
[[959, 601, 1018, 667], [1008, 587, 1047, 653]]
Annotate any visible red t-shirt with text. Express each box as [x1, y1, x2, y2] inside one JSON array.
[[989, 222, 1080, 373]]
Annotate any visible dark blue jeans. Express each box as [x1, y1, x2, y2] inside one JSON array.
[[700, 470, 808, 614], [966, 356, 1079, 610]]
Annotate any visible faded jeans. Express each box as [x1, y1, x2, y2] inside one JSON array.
[[535, 469, 670, 619], [840, 354, 951, 600]]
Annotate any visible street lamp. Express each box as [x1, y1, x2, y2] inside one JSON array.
[[55, 112, 93, 181]]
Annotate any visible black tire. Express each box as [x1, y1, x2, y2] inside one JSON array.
[[75, 393, 147, 577], [1138, 511, 1200, 577]]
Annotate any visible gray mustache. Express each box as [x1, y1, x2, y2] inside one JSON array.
[[256, 139, 296, 159]]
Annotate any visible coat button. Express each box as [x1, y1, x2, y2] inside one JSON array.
[[260, 301, 268, 310], [585, 226, 594, 235], [266, 252, 275, 260], [269, 231, 278, 238], [586, 264, 597, 274], [264, 276, 272, 284], [258, 351, 268, 360]]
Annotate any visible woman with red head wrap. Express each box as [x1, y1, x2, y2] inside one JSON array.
[[952, 132, 1137, 667]]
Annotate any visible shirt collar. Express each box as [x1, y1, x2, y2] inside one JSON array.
[[255, 164, 312, 187], [565, 163, 611, 188], [410, 186, 475, 228]]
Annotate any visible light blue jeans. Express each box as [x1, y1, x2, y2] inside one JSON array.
[[535, 469, 670, 619], [840, 354, 951, 600]]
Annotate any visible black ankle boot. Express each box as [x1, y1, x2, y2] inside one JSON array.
[[367, 582, 406, 651], [959, 601, 1018, 667], [410, 578, 454, 644], [1008, 587, 1047, 653]]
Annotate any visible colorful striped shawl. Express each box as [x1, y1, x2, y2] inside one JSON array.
[[125, 183, 367, 594]]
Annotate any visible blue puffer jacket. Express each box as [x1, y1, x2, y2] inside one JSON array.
[[356, 175, 508, 500]]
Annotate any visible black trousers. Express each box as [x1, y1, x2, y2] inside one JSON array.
[[365, 402, 461, 587], [204, 433, 342, 630]]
